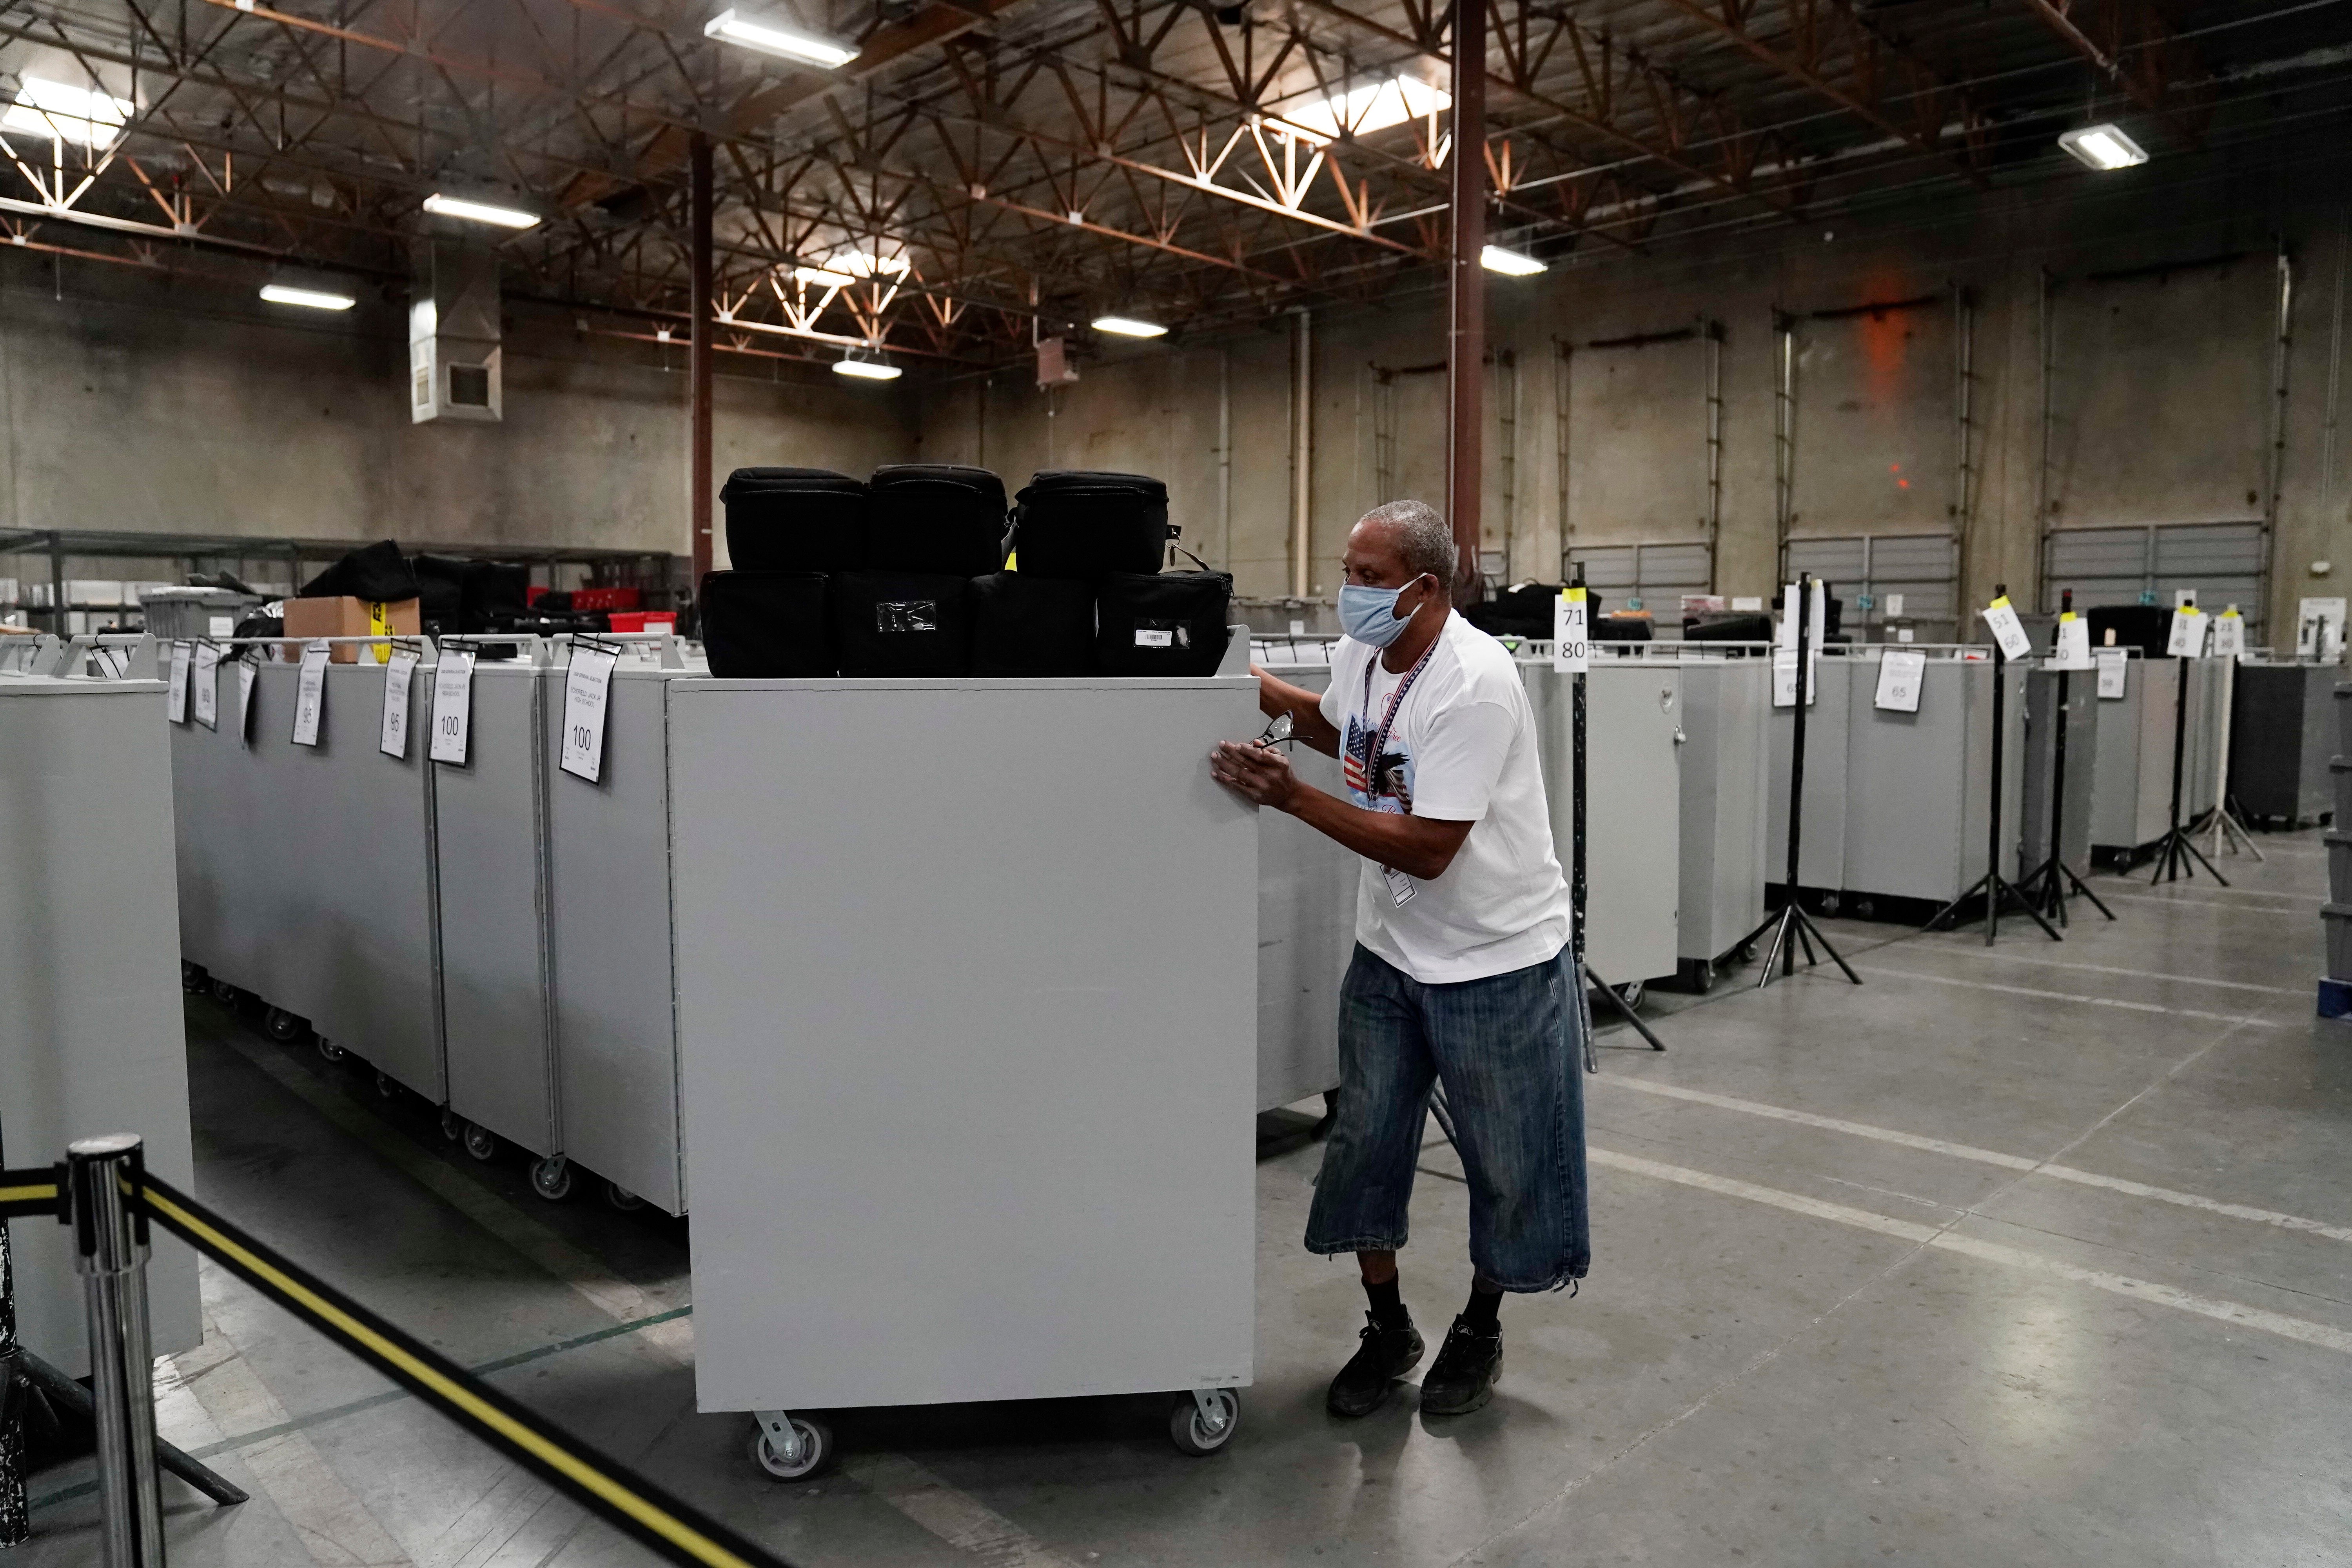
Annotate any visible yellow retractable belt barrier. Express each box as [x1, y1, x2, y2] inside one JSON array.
[[0, 1166, 790, 1568]]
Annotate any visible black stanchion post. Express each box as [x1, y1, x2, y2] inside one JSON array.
[[0, 1118, 25, 1550], [1733, 573, 1860, 989], [1925, 584, 2061, 943], [2016, 590, 2115, 925], [70, 1134, 164, 1567], [2148, 640, 2229, 886], [1566, 563, 1666, 1059]]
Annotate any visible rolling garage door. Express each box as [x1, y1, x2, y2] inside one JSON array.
[[2042, 522, 2266, 636]]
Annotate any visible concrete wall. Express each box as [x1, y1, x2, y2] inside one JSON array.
[[0, 253, 915, 568], [917, 146, 2352, 643]]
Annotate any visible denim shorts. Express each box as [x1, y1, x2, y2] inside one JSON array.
[[1304, 944, 1590, 1291]]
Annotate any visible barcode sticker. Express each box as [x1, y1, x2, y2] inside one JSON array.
[[1136, 628, 1174, 648]]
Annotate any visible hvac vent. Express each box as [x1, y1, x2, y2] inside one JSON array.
[[410, 241, 501, 423]]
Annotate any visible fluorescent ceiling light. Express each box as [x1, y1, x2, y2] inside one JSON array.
[[260, 282, 356, 311], [833, 357, 902, 380], [3, 77, 134, 151], [793, 264, 858, 288], [1480, 243, 1545, 276], [837, 249, 908, 278], [2058, 123, 2148, 171], [1283, 76, 1449, 145], [421, 192, 541, 229], [705, 8, 858, 68], [1092, 315, 1167, 338]]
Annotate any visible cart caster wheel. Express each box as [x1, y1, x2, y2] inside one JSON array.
[[531, 1156, 572, 1201], [1170, 1389, 1239, 1457], [374, 1070, 399, 1101], [1818, 893, 1840, 916], [1736, 943, 1757, 964], [439, 1109, 463, 1143], [265, 1007, 304, 1043], [603, 1180, 644, 1212], [1615, 980, 1646, 1011], [751, 1415, 833, 1481], [316, 1036, 348, 1063], [209, 977, 240, 1005], [182, 962, 207, 994], [1853, 898, 1875, 921], [462, 1122, 499, 1162]]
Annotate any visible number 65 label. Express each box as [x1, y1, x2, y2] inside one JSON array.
[[559, 644, 621, 784]]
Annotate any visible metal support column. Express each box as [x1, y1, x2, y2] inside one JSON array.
[[1703, 319, 1724, 590], [688, 134, 715, 592], [1290, 309, 1312, 599], [1953, 285, 1976, 611], [1772, 313, 1796, 579], [71, 1134, 163, 1568], [1445, 0, 1486, 599]]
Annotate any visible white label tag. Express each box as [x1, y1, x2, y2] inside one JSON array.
[[1135, 628, 1174, 648], [378, 646, 419, 759], [1873, 649, 1927, 713], [237, 655, 259, 740], [2165, 607, 2207, 657], [1982, 597, 2033, 661], [291, 640, 330, 747], [2049, 613, 2094, 671], [1771, 647, 1816, 708], [560, 644, 621, 783], [191, 642, 221, 729], [2096, 647, 2129, 700], [1553, 588, 1590, 673], [207, 614, 235, 638], [2212, 613, 2245, 660], [1383, 866, 1416, 906], [166, 641, 191, 722], [430, 648, 476, 765]]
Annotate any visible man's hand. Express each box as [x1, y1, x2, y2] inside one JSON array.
[[1210, 739, 1301, 810]]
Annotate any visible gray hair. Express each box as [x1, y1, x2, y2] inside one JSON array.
[[1357, 499, 1457, 584]]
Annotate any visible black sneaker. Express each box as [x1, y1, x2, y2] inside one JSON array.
[[1326, 1312, 1425, 1418], [1418, 1316, 1502, 1416]]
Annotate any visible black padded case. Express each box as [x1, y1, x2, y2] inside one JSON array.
[[700, 571, 835, 678], [868, 465, 1009, 577], [1009, 470, 1170, 578], [1096, 567, 1231, 677], [833, 570, 973, 678], [721, 467, 869, 574], [969, 572, 1096, 677]]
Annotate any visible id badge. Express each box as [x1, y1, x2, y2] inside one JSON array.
[[1383, 866, 1416, 906]]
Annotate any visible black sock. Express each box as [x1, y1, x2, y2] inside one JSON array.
[[1463, 1283, 1503, 1333], [1363, 1276, 1409, 1331]]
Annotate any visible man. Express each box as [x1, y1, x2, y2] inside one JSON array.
[[1209, 498, 1589, 1419]]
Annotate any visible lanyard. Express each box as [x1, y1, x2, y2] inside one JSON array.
[[1359, 636, 1437, 799]]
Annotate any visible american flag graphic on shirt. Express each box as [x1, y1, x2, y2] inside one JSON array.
[[1342, 712, 1414, 815]]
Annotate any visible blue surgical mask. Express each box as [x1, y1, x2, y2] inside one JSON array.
[[1338, 579, 1424, 648]]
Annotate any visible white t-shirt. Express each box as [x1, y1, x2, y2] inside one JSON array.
[[1318, 612, 1571, 984]]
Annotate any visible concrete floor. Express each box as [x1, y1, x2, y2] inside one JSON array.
[[14, 830, 2352, 1566]]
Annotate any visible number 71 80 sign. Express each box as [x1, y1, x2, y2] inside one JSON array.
[[560, 643, 621, 783]]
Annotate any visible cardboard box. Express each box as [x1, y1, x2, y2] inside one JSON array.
[[281, 596, 420, 662]]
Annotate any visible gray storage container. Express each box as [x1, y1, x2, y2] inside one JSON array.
[[1254, 656, 1348, 1113], [140, 585, 261, 639], [2328, 829, 2352, 906], [2326, 901, 2352, 981], [2339, 683, 2352, 769], [2336, 756, 2352, 828]]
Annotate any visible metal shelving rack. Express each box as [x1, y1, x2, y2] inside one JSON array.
[[0, 528, 686, 633]]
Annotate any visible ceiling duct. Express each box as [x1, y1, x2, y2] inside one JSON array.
[[409, 242, 501, 423]]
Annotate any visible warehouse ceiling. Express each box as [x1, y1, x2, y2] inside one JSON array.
[[2, 0, 2347, 372]]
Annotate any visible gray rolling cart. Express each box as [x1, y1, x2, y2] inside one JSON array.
[[2091, 653, 2224, 858], [2022, 667, 2101, 872], [1521, 656, 1684, 995], [1767, 649, 1858, 899], [2229, 659, 2339, 826], [1673, 654, 1771, 987], [1253, 653, 1350, 1113], [4, 637, 201, 1374], [541, 643, 697, 1215], [1840, 650, 2027, 907], [668, 649, 1261, 1476], [173, 639, 446, 1101]]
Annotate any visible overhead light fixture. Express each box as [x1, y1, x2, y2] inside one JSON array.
[[837, 249, 908, 278], [1092, 315, 1167, 338], [1283, 76, 1449, 145], [793, 264, 858, 288], [1480, 244, 1545, 276], [2057, 123, 2148, 172], [260, 276, 357, 311], [705, 7, 859, 68], [833, 356, 902, 381], [421, 192, 541, 229], [3, 77, 134, 151]]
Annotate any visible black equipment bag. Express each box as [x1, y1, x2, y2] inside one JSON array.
[[700, 571, 835, 678], [461, 561, 530, 632], [969, 571, 1096, 677], [1684, 612, 1774, 644], [868, 465, 1009, 577], [721, 467, 869, 573], [1009, 470, 1170, 578], [299, 539, 417, 603], [409, 554, 467, 633], [1096, 552, 1230, 676], [833, 570, 972, 678], [2085, 603, 2171, 658], [1595, 614, 1654, 643]]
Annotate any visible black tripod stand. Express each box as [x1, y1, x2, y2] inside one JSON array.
[[1735, 573, 1859, 989], [2149, 650, 2229, 886], [1565, 569, 1668, 1064], [2014, 594, 2114, 927], [1927, 584, 2060, 944]]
